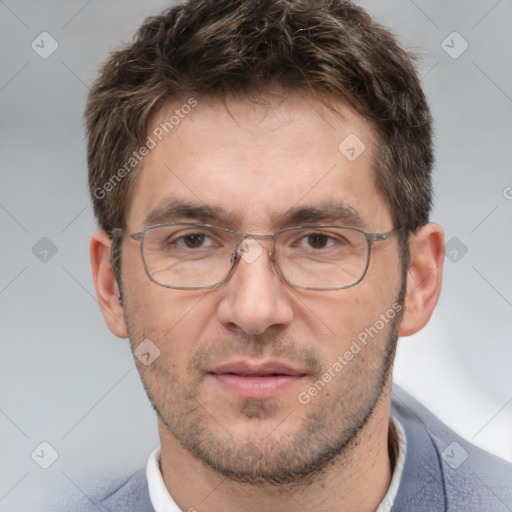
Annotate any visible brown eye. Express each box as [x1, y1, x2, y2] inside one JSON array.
[[307, 234, 330, 249], [182, 234, 206, 248]]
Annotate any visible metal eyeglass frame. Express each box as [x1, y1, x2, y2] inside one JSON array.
[[111, 223, 403, 291]]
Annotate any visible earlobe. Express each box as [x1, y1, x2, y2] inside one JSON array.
[[399, 223, 444, 337], [90, 230, 128, 338]]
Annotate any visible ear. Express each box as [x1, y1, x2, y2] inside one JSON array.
[[399, 223, 444, 337], [90, 230, 128, 338]]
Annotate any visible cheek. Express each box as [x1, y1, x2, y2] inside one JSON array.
[[121, 244, 205, 334], [298, 278, 400, 357], [123, 277, 216, 371]]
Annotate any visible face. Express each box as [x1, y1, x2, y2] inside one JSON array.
[[120, 94, 404, 485]]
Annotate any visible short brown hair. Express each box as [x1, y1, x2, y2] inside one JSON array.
[[85, 0, 433, 283]]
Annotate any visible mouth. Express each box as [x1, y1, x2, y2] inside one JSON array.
[[207, 360, 307, 399]]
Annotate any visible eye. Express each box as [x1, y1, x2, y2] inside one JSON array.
[[304, 233, 332, 249], [175, 232, 216, 249], [180, 233, 206, 248], [295, 232, 340, 250], [286, 228, 357, 253]]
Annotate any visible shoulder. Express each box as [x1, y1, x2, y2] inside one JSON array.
[[98, 468, 152, 511], [35, 468, 152, 512], [391, 385, 512, 511]]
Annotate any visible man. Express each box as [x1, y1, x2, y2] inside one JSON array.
[[63, 0, 511, 510]]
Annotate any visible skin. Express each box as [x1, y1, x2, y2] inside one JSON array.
[[91, 93, 444, 512]]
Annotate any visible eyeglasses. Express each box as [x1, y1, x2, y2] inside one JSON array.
[[112, 223, 402, 291]]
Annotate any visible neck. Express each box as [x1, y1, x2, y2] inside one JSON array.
[[158, 385, 394, 512]]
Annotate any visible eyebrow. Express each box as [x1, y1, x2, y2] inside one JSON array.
[[142, 198, 367, 230], [142, 198, 237, 227], [276, 202, 367, 229]]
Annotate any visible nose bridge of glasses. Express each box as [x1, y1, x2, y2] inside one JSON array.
[[235, 233, 275, 264]]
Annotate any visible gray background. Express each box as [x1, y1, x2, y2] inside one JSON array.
[[0, 0, 511, 509]]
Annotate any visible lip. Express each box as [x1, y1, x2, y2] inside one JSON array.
[[207, 360, 306, 399]]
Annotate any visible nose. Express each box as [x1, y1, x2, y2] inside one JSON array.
[[216, 238, 294, 336]]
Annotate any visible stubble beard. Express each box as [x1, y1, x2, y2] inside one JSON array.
[[124, 291, 404, 487]]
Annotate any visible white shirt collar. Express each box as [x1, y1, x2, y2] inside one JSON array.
[[147, 416, 407, 512], [146, 445, 180, 511], [376, 416, 407, 512]]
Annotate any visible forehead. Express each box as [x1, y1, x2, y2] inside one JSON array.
[[125, 93, 391, 231]]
